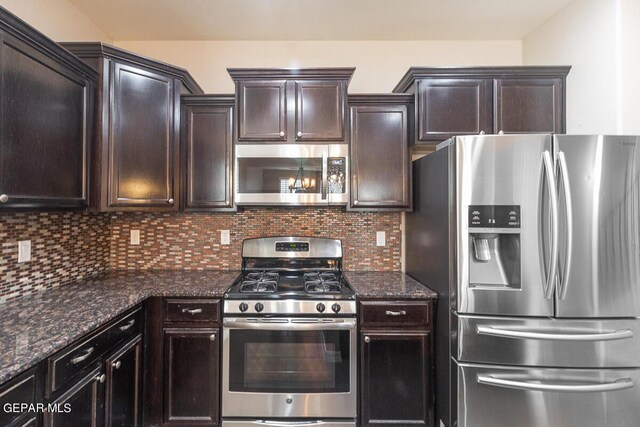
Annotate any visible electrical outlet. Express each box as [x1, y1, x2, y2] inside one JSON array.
[[376, 231, 386, 247], [18, 240, 31, 263], [130, 230, 140, 245], [221, 230, 230, 245]]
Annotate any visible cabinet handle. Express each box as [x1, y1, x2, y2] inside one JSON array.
[[182, 308, 203, 315], [0, 194, 8, 203], [95, 373, 106, 383], [210, 334, 216, 341], [168, 198, 174, 204], [297, 131, 303, 137], [385, 310, 407, 316], [279, 131, 285, 137], [364, 336, 370, 343], [119, 319, 135, 331], [70, 347, 95, 364], [112, 360, 121, 370]]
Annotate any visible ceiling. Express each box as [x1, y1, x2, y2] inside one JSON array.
[[68, 0, 576, 41]]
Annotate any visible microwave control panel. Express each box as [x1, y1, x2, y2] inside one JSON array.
[[327, 158, 346, 194]]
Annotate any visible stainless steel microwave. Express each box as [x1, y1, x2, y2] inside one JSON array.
[[234, 144, 349, 206]]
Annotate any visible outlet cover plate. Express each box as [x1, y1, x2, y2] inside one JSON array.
[[376, 231, 386, 247], [130, 230, 140, 245], [221, 230, 230, 245], [18, 240, 31, 263]]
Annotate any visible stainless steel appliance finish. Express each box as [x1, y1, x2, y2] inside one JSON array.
[[234, 144, 348, 206], [222, 237, 357, 424], [242, 236, 342, 259], [457, 362, 640, 427], [554, 135, 640, 318], [222, 318, 357, 418], [406, 135, 640, 427]]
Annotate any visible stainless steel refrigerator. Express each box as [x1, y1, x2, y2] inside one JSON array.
[[406, 134, 640, 427]]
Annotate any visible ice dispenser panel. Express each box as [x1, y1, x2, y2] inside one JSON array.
[[468, 205, 521, 289]]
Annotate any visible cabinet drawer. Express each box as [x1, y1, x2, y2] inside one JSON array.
[[359, 301, 431, 329], [47, 329, 109, 395], [164, 299, 219, 324], [0, 368, 38, 427], [108, 307, 143, 347]]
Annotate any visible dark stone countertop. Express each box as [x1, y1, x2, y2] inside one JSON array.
[[0, 270, 240, 384], [0, 270, 435, 385], [345, 271, 437, 300]]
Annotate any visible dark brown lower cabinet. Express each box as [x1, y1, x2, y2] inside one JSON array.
[[163, 328, 220, 426], [360, 331, 433, 427], [105, 335, 143, 427], [44, 366, 104, 427]]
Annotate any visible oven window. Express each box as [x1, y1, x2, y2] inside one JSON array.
[[237, 158, 323, 194], [228, 329, 351, 393]]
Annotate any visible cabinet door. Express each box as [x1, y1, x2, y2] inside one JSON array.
[[0, 33, 90, 209], [417, 78, 492, 142], [295, 80, 345, 141], [164, 328, 219, 426], [360, 332, 432, 427], [183, 105, 234, 210], [44, 367, 104, 427], [108, 61, 179, 209], [105, 335, 142, 427], [237, 80, 286, 141], [350, 105, 410, 209], [495, 78, 563, 133]]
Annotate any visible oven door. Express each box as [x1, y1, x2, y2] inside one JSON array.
[[222, 317, 357, 418], [234, 144, 348, 206]]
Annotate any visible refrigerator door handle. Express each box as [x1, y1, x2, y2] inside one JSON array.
[[477, 325, 634, 341], [542, 150, 560, 299], [477, 375, 634, 393], [557, 151, 574, 300]]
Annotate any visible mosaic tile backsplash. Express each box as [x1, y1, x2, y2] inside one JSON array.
[[0, 212, 111, 302], [0, 208, 402, 303], [110, 208, 402, 271]]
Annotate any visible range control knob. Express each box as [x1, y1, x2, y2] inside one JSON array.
[[316, 303, 326, 313], [331, 303, 341, 313], [239, 302, 249, 312], [255, 302, 264, 312]]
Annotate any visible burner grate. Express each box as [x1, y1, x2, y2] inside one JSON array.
[[240, 271, 280, 293]]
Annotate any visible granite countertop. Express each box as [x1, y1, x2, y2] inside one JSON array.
[[0, 270, 240, 384], [0, 270, 435, 385], [345, 271, 437, 300]]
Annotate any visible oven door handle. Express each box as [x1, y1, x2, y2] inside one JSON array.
[[255, 421, 326, 427], [223, 317, 357, 330]]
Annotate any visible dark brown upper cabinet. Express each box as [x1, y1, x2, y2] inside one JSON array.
[[349, 95, 413, 211], [393, 67, 570, 145], [181, 95, 235, 211], [61, 42, 203, 211], [229, 68, 354, 144], [0, 7, 96, 210], [237, 80, 287, 141], [495, 77, 564, 133], [417, 79, 492, 142]]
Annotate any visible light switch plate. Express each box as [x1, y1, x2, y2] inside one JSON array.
[[18, 240, 31, 263], [221, 230, 230, 245], [130, 230, 140, 245], [376, 231, 386, 247]]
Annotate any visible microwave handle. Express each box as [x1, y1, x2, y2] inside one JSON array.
[[321, 150, 328, 200]]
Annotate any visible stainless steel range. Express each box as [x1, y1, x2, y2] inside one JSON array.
[[222, 237, 357, 427]]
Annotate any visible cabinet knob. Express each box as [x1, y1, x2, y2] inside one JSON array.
[[210, 334, 216, 341], [168, 198, 174, 204], [112, 360, 121, 370], [0, 194, 8, 203], [364, 336, 370, 343], [297, 131, 302, 137], [498, 130, 504, 135], [279, 131, 285, 137], [479, 131, 485, 135], [95, 373, 106, 383]]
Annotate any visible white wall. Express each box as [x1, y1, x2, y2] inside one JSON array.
[[0, 0, 111, 42], [523, 0, 640, 134], [114, 40, 522, 93]]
